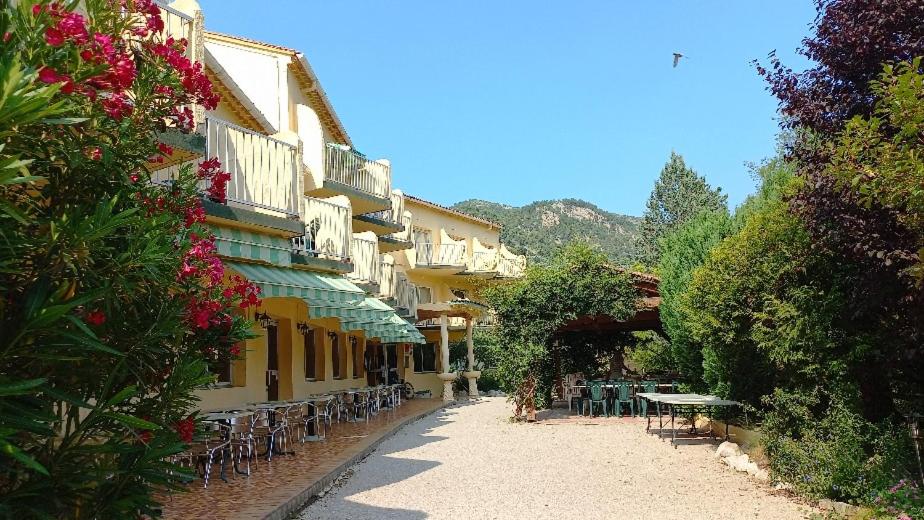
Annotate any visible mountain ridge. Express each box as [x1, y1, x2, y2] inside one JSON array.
[[451, 198, 641, 264]]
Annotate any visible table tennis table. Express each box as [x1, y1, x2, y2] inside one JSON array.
[[637, 393, 740, 448]]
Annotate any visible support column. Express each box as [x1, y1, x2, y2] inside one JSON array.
[[462, 317, 480, 398], [437, 314, 455, 402]]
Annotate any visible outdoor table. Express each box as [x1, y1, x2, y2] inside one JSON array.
[[200, 411, 253, 479], [637, 393, 740, 448], [302, 395, 330, 441], [249, 402, 299, 457]]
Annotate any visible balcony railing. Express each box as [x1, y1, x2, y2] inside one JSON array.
[[157, 2, 196, 61], [496, 253, 527, 278], [395, 273, 418, 317], [367, 190, 405, 225], [293, 197, 351, 260], [324, 144, 391, 199], [415, 243, 467, 267], [475, 312, 498, 328], [347, 237, 380, 285], [470, 250, 497, 272], [418, 317, 468, 328], [379, 256, 396, 299], [205, 117, 300, 218]]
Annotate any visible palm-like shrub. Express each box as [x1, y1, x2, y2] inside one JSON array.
[[0, 1, 259, 517]]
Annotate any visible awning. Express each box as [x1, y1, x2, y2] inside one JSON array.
[[211, 226, 293, 267], [226, 262, 425, 343], [226, 262, 364, 304], [341, 311, 426, 344]]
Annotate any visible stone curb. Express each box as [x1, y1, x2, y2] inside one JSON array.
[[266, 402, 448, 520]]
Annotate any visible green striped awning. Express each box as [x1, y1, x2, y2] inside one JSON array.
[[211, 226, 293, 267], [226, 261, 365, 304], [342, 313, 426, 344]]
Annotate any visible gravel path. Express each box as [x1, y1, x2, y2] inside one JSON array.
[[298, 397, 812, 520]]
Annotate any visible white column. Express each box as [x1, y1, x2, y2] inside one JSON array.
[[437, 314, 455, 402], [462, 317, 480, 398]]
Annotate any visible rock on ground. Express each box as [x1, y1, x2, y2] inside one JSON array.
[[298, 397, 813, 520]]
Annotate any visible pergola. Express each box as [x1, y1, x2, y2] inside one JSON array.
[[416, 299, 489, 401], [551, 270, 662, 396]]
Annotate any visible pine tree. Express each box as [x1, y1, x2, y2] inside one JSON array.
[[635, 152, 727, 266]]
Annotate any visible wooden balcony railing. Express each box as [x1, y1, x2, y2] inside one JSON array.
[[496, 253, 527, 278], [324, 144, 391, 199], [379, 256, 396, 299], [347, 237, 380, 285], [293, 197, 351, 260], [470, 250, 497, 272], [205, 117, 300, 218], [395, 273, 418, 317], [415, 243, 467, 267]]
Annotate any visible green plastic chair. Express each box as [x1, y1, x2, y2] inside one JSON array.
[[637, 380, 657, 417], [584, 380, 608, 417], [613, 381, 635, 417]]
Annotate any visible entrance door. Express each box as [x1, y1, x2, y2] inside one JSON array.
[[266, 324, 279, 401], [386, 344, 398, 384], [366, 343, 383, 386]]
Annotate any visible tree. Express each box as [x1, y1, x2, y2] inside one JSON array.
[[657, 209, 732, 386], [757, 0, 924, 407], [635, 152, 727, 266], [0, 1, 258, 516], [485, 242, 639, 415]]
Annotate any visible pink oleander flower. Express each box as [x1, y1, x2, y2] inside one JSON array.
[[44, 27, 64, 46]]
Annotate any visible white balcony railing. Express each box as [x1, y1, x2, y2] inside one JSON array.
[[368, 190, 405, 225], [470, 250, 497, 272], [157, 2, 196, 60], [293, 198, 351, 261], [418, 317, 468, 328], [395, 273, 418, 317], [205, 117, 300, 218], [324, 144, 391, 199], [415, 243, 467, 267], [393, 211, 413, 241], [475, 312, 498, 328], [379, 256, 396, 299], [347, 236, 380, 285], [497, 253, 527, 278]]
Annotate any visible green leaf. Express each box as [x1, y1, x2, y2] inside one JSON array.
[[0, 439, 49, 476], [40, 117, 88, 125], [0, 378, 45, 396], [104, 413, 159, 431]]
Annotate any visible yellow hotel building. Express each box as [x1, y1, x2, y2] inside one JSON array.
[[154, 0, 526, 408]]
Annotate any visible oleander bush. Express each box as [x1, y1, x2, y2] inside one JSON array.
[[0, 1, 259, 516]]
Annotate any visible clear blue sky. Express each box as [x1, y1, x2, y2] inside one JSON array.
[[199, 1, 815, 216]]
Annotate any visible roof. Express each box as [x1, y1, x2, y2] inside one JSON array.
[[203, 31, 352, 146], [405, 194, 501, 229]]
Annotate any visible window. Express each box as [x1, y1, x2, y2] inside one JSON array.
[[413, 343, 437, 373], [417, 286, 433, 304], [351, 336, 364, 379], [304, 330, 316, 380], [213, 357, 232, 385], [331, 333, 342, 379]]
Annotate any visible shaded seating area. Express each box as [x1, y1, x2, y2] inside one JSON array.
[[173, 384, 406, 488]]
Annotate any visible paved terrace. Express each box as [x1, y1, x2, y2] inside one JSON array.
[[159, 398, 443, 520]]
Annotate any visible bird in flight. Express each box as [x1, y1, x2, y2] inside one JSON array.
[[672, 52, 685, 68]]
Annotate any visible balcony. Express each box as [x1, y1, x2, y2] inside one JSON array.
[[150, 117, 302, 227], [346, 233, 380, 287], [496, 245, 527, 278], [354, 190, 405, 237], [157, 1, 201, 63], [414, 242, 468, 274], [379, 255, 396, 300], [305, 144, 392, 215], [394, 272, 418, 319], [291, 197, 352, 272]]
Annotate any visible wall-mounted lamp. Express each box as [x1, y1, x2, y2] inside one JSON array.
[[296, 321, 311, 336], [255, 311, 276, 329], [327, 331, 338, 341]]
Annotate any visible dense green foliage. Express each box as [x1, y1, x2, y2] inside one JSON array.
[[452, 198, 640, 265], [657, 209, 732, 386], [484, 243, 639, 415], [0, 2, 256, 516], [635, 152, 727, 266]]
